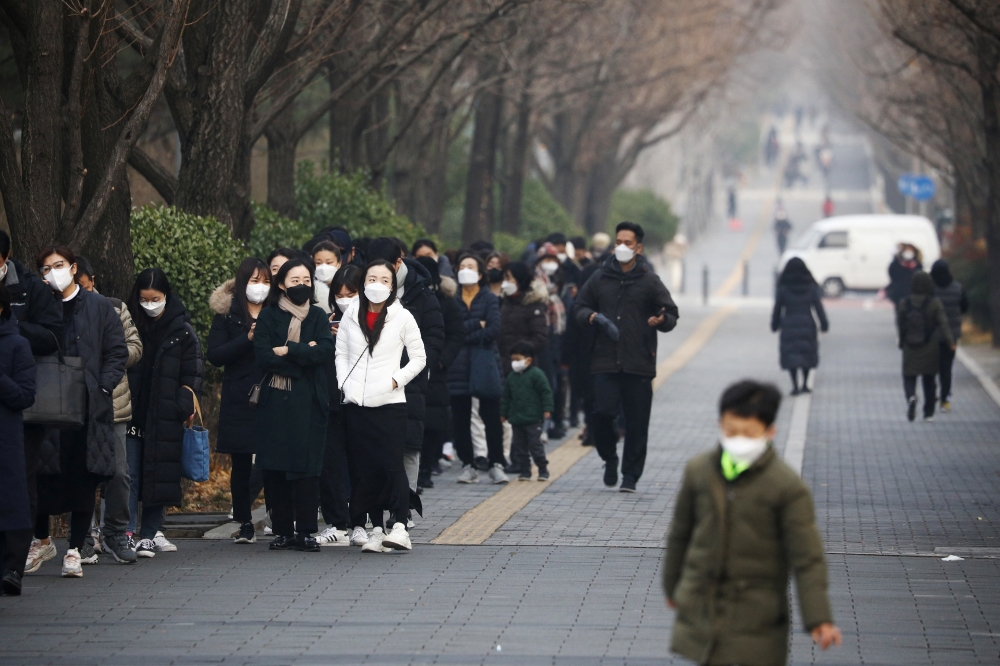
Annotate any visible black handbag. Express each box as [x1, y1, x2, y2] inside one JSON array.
[[23, 333, 87, 429], [468, 341, 502, 400]]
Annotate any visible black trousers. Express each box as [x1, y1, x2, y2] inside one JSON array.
[[262, 471, 318, 538], [904, 374, 937, 417], [230, 453, 264, 526], [451, 395, 505, 467], [344, 403, 409, 531], [592, 372, 653, 482], [420, 427, 448, 474], [939, 343, 956, 402], [2, 426, 41, 577], [319, 411, 350, 530]]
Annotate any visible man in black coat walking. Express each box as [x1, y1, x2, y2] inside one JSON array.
[[367, 239, 445, 516], [574, 222, 678, 492]]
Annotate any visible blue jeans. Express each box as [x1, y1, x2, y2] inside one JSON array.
[[126, 436, 165, 539]]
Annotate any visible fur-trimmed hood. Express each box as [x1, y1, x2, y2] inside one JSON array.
[[440, 275, 458, 298], [523, 279, 549, 305], [210, 279, 236, 315]]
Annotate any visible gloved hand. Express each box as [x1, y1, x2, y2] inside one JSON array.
[[592, 313, 620, 342]]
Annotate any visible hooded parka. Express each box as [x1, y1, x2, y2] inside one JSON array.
[[770, 260, 829, 371], [127, 297, 203, 506], [897, 271, 953, 376], [663, 447, 832, 666], [397, 258, 444, 451], [498, 279, 549, 376]]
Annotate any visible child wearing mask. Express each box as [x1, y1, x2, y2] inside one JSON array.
[[500, 342, 554, 481], [663, 380, 841, 666], [311, 241, 342, 315]]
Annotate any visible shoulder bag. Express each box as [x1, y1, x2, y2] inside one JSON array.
[[23, 331, 87, 429], [181, 386, 210, 482]]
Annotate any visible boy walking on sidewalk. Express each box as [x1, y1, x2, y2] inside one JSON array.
[[663, 380, 841, 666], [501, 342, 554, 481]]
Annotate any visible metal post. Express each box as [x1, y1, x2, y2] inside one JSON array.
[[680, 259, 686, 294], [742, 260, 749, 296], [702, 265, 709, 305]]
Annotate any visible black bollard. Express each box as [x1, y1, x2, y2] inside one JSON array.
[[702, 265, 709, 305], [742, 260, 749, 296]]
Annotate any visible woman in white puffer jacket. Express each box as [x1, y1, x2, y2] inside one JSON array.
[[336, 260, 426, 552]]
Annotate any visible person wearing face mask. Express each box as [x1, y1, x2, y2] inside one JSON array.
[[124, 268, 202, 558], [664, 380, 841, 665], [501, 343, 553, 481], [310, 241, 342, 315], [336, 260, 427, 552], [885, 243, 923, 306], [574, 221, 678, 493], [545, 232, 581, 285], [534, 244, 568, 439], [313, 264, 363, 546], [497, 262, 549, 377], [29, 246, 127, 578], [485, 252, 507, 297], [412, 238, 455, 279], [207, 258, 271, 545], [253, 259, 335, 552]]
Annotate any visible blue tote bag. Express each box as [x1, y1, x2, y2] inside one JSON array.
[[181, 386, 210, 482]]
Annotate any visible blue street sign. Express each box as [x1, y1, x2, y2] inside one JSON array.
[[897, 173, 936, 201]]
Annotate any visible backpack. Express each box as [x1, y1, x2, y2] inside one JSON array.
[[902, 299, 933, 347]]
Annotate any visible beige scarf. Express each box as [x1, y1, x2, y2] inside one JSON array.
[[269, 294, 311, 391]]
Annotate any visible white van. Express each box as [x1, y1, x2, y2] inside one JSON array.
[[780, 214, 941, 297]]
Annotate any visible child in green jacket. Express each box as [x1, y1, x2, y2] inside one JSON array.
[[663, 380, 841, 666], [500, 342, 554, 480]]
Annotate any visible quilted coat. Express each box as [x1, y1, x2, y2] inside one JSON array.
[[498, 280, 549, 376], [0, 316, 36, 531], [447, 287, 502, 396], [106, 297, 143, 423]]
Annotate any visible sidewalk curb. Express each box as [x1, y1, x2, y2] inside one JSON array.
[[956, 347, 1000, 410]]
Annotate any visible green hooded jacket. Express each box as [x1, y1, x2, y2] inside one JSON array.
[[663, 446, 832, 666]]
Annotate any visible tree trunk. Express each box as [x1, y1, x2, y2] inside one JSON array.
[[978, 59, 1000, 347], [264, 104, 299, 219], [500, 87, 532, 236], [462, 59, 504, 246], [583, 155, 617, 236]]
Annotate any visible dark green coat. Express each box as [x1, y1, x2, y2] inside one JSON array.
[[501, 365, 554, 426], [253, 305, 335, 476], [897, 272, 953, 377], [663, 447, 832, 666]]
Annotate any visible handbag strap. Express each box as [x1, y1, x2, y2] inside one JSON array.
[[341, 344, 369, 386], [41, 328, 66, 364], [182, 385, 204, 427]]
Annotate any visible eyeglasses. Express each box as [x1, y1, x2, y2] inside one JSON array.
[[39, 260, 68, 276]]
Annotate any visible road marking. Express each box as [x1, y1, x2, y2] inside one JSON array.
[[783, 391, 811, 476], [653, 306, 735, 391], [955, 347, 1000, 410]]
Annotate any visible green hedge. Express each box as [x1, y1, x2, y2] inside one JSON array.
[[131, 205, 246, 342], [947, 228, 991, 331], [296, 162, 426, 244], [608, 189, 678, 249], [247, 203, 311, 259]]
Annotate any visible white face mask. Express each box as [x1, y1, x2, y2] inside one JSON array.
[[565, 241, 575, 259], [720, 432, 769, 466], [335, 295, 357, 313], [141, 300, 167, 318], [314, 263, 338, 284], [901, 250, 915, 261], [365, 282, 391, 304], [457, 268, 480, 285], [500, 280, 518, 296], [540, 261, 558, 276], [245, 283, 270, 304], [556, 252, 567, 263], [0, 261, 7, 282], [511, 359, 528, 373], [396, 261, 409, 287], [614, 244, 636, 263], [47, 266, 74, 292]]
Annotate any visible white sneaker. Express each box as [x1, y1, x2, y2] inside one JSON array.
[[350, 526, 369, 546], [61, 549, 83, 578], [361, 527, 388, 553], [25, 538, 57, 574], [316, 526, 349, 546], [406, 519, 415, 529], [488, 463, 510, 484], [457, 465, 479, 484], [263, 526, 273, 535], [153, 531, 177, 552], [442, 442, 456, 461], [382, 523, 412, 551]]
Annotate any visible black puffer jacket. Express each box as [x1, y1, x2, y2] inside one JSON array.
[[771, 282, 829, 370], [398, 258, 445, 450], [127, 297, 203, 507], [448, 287, 502, 396], [206, 280, 261, 455], [573, 255, 678, 377], [498, 280, 549, 376], [930, 260, 968, 342], [426, 278, 465, 431], [2, 259, 62, 355]]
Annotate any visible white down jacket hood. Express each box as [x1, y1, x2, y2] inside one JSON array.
[[336, 300, 426, 407]]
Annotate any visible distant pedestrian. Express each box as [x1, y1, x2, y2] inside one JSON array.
[[771, 258, 829, 395], [897, 271, 954, 422], [663, 380, 841, 666], [885, 243, 922, 305], [574, 221, 679, 493], [822, 195, 834, 218], [501, 342, 553, 481], [310, 241, 342, 315], [930, 259, 968, 413], [773, 201, 792, 255]]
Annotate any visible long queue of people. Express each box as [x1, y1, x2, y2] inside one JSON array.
[[0, 221, 679, 593]]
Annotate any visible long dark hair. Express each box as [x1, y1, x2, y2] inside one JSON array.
[[505, 261, 533, 294], [330, 264, 363, 315], [357, 259, 397, 353], [778, 257, 816, 287], [234, 257, 269, 330], [265, 258, 315, 308], [129, 268, 172, 335]]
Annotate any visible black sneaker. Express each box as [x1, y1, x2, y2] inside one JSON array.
[[907, 397, 917, 422], [269, 535, 296, 550], [103, 533, 138, 564], [234, 522, 256, 544], [79, 539, 99, 565], [296, 535, 320, 552], [548, 426, 567, 440], [580, 428, 593, 446], [603, 459, 619, 488], [2, 570, 22, 596], [620, 477, 637, 493], [417, 470, 434, 490], [537, 466, 550, 481], [504, 463, 523, 475], [518, 471, 532, 481]]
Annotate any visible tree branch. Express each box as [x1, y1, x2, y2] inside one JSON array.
[[0, 94, 26, 230], [60, 4, 93, 232], [128, 145, 178, 204]]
